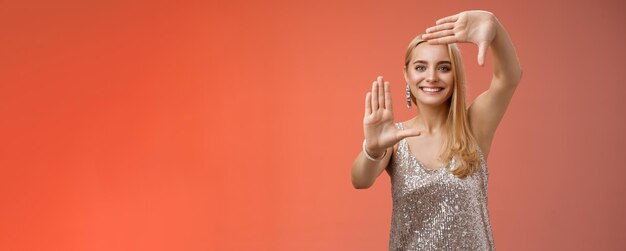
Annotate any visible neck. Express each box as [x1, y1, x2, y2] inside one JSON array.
[[412, 102, 450, 135]]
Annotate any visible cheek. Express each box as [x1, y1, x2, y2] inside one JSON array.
[[442, 72, 454, 83], [408, 72, 426, 82]]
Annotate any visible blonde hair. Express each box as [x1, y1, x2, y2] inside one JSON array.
[[404, 34, 480, 179]]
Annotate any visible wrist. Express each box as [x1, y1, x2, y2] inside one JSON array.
[[363, 140, 387, 161], [366, 146, 385, 157]]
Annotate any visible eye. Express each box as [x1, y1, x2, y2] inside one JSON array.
[[415, 65, 426, 71], [439, 65, 451, 72]]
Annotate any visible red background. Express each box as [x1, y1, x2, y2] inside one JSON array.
[[1, 0, 625, 250]]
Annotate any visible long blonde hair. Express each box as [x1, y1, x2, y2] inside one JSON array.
[[404, 34, 480, 179]]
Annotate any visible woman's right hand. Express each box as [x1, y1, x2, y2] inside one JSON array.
[[363, 76, 421, 157]]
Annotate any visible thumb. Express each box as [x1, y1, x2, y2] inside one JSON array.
[[477, 41, 489, 66], [397, 129, 421, 141]]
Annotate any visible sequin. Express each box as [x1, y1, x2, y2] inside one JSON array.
[[387, 122, 495, 250]]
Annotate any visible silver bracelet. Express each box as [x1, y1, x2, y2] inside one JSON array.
[[363, 139, 387, 161]]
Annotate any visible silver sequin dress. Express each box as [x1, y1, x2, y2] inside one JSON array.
[[386, 122, 495, 250]]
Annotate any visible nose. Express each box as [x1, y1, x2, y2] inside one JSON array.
[[426, 69, 439, 83]]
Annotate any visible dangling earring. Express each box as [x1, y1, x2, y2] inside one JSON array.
[[406, 83, 412, 109]]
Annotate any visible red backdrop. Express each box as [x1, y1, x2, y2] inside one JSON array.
[[1, 0, 625, 250]]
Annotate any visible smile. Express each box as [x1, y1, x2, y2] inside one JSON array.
[[419, 87, 444, 94]]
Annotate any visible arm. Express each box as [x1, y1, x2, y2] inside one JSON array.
[[352, 76, 420, 189], [423, 11, 523, 157], [468, 18, 522, 157], [351, 146, 393, 189]]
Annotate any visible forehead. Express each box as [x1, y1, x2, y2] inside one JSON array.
[[410, 43, 451, 62]]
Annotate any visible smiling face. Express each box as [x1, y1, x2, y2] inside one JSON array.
[[404, 42, 455, 108]]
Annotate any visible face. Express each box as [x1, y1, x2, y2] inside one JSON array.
[[404, 43, 454, 107]]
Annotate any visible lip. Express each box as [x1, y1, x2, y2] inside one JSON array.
[[419, 86, 445, 95]]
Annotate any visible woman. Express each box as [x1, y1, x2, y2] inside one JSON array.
[[351, 10, 522, 250]]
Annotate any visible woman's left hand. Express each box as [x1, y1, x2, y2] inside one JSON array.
[[423, 10, 499, 66]]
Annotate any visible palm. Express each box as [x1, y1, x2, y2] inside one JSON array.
[[363, 77, 421, 154], [423, 10, 498, 66], [364, 103, 398, 149], [456, 12, 496, 46]]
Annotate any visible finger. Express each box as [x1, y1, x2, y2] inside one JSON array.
[[384, 81, 393, 110], [377, 76, 385, 109], [477, 41, 489, 66], [425, 23, 455, 33], [435, 13, 459, 25], [371, 81, 378, 110], [365, 92, 372, 115], [427, 35, 459, 45], [423, 29, 455, 40], [397, 128, 421, 140]]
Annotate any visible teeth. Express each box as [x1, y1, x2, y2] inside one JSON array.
[[422, 87, 442, 92]]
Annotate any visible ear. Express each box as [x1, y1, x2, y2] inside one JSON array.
[[403, 66, 409, 84]]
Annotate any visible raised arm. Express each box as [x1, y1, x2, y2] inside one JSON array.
[[351, 76, 421, 189], [422, 11, 523, 157]]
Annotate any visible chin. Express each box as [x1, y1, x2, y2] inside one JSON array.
[[418, 101, 449, 107], [416, 96, 452, 107]]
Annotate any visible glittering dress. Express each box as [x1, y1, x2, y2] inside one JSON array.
[[386, 122, 495, 250]]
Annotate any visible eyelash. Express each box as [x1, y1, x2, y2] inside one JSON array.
[[415, 66, 451, 72]]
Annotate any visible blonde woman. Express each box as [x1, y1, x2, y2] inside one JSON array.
[[351, 10, 522, 250]]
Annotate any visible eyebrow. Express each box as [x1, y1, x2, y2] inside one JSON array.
[[412, 60, 452, 65]]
